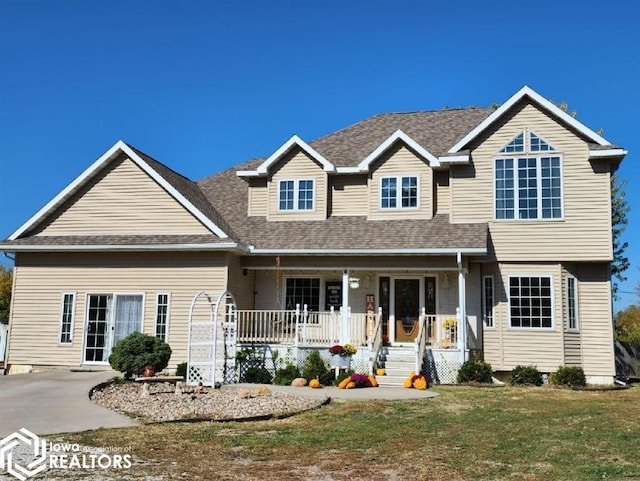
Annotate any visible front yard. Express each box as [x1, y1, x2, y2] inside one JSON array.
[[65, 385, 640, 480]]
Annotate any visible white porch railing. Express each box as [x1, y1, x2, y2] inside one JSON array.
[[237, 305, 369, 346]]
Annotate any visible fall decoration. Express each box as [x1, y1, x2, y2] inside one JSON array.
[[336, 373, 379, 389], [309, 379, 321, 389], [404, 372, 429, 390]]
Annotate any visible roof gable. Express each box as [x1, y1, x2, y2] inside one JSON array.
[[237, 135, 336, 178], [356, 130, 441, 171], [449, 86, 611, 153], [9, 141, 229, 240]]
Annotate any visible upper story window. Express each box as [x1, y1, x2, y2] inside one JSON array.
[[495, 130, 562, 220], [380, 176, 418, 209], [278, 179, 315, 211]]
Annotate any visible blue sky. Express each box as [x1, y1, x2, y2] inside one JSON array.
[[0, 1, 638, 310]]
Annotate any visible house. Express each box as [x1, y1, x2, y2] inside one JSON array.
[[0, 86, 626, 385]]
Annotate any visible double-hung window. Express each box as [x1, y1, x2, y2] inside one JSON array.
[[380, 175, 418, 209], [278, 179, 314, 211], [495, 130, 562, 220], [509, 276, 553, 329]]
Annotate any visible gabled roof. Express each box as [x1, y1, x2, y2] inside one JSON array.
[[237, 135, 336, 178], [9, 141, 231, 241], [356, 129, 441, 171], [449, 85, 617, 153]]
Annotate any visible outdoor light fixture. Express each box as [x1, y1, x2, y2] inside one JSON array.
[[349, 277, 360, 289]]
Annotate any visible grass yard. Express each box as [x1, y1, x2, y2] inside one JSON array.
[[64, 385, 640, 480]]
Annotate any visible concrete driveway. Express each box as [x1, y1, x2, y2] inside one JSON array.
[[0, 370, 137, 437]]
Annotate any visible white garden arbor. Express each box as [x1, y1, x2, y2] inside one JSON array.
[[186, 291, 238, 387]]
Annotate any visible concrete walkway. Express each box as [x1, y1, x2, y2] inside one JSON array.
[[0, 370, 138, 437]]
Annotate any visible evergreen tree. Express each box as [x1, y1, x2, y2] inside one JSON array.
[[0, 266, 12, 320]]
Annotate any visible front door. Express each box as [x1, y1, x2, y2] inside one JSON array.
[[394, 279, 420, 342]]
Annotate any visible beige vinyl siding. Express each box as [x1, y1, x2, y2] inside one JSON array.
[[8, 252, 228, 369], [268, 148, 327, 221], [368, 144, 433, 220], [226, 254, 254, 310], [451, 101, 612, 261], [563, 332, 582, 367], [575, 263, 614, 376], [483, 262, 564, 372], [247, 178, 268, 217], [37, 155, 212, 236], [434, 170, 451, 215], [330, 175, 368, 216]]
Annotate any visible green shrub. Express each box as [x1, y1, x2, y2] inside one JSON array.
[[302, 350, 334, 386], [456, 358, 493, 384], [108, 332, 172, 379], [510, 365, 543, 386], [273, 363, 301, 386], [241, 366, 273, 384], [549, 366, 586, 388], [176, 362, 187, 379]]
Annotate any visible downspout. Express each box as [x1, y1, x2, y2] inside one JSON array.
[[457, 252, 467, 364]]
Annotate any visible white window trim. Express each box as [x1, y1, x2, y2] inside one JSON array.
[[58, 292, 76, 345], [507, 274, 555, 331], [565, 275, 579, 332], [277, 178, 316, 212], [379, 174, 420, 210], [493, 154, 564, 221], [482, 276, 495, 329], [154, 292, 171, 341], [82, 292, 146, 365]]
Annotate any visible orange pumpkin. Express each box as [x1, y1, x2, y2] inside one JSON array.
[[368, 375, 378, 388], [309, 379, 321, 389], [403, 377, 413, 388], [346, 381, 356, 389], [338, 376, 351, 389]]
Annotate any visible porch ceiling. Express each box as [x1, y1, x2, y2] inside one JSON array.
[[241, 255, 460, 270]]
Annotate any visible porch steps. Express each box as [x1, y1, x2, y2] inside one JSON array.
[[376, 346, 416, 387]]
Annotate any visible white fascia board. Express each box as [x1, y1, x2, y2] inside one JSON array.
[[0, 242, 242, 252], [119, 143, 229, 239], [9, 140, 229, 240], [236, 170, 262, 177], [588, 148, 628, 159], [357, 130, 440, 172], [437, 154, 470, 164], [247, 247, 487, 255], [449, 86, 611, 153], [335, 166, 362, 174], [256, 135, 336, 175], [9, 140, 128, 240]]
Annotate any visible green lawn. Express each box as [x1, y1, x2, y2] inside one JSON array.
[[64, 385, 640, 480]]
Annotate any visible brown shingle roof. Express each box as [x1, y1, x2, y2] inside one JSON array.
[[128, 145, 235, 238], [309, 108, 494, 167], [0, 234, 231, 249]]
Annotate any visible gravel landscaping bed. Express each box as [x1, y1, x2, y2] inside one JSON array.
[[91, 381, 328, 422]]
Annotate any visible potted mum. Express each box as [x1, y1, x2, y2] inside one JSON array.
[[328, 343, 357, 368]]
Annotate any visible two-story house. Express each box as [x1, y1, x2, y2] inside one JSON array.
[[0, 86, 626, 385]]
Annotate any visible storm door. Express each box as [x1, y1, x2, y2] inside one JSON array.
[[394, 279, 421, 342]]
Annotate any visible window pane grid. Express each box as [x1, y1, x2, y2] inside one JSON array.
[[541, 157, 562, 218], [509, 276, 553, 328], [495, 159, 514, 219], [566, 277, 578, 330], [401, 176, 418, 207], [518, 157, 538, 219], [500, 132, 525, 153], [59, 293, 75, 344], [279, 180, 294, 210], [483, 276, 494, 328], [155, 294, 169, 340], [298, 180, 314, 210], [285, 278, 320, 311], [381, 177, 397, 208]]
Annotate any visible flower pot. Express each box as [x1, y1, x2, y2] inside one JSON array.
[[330, 354, 351, 368]]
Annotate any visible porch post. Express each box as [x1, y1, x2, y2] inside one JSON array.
[[341, 269, 350, 343], [457, 252, 467, 364]]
